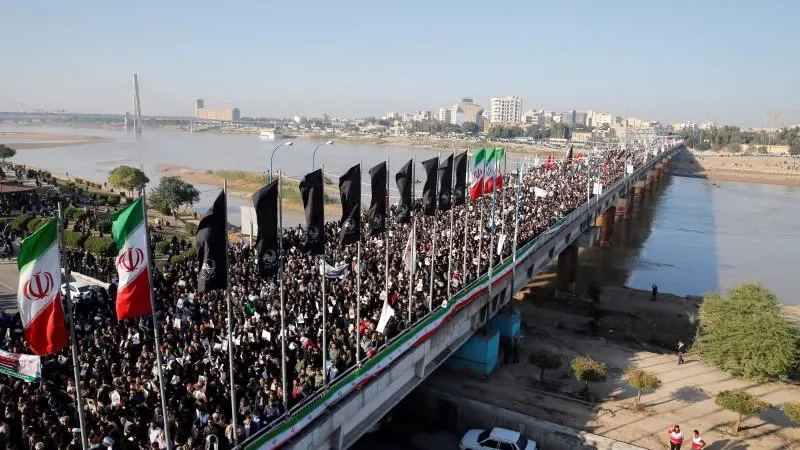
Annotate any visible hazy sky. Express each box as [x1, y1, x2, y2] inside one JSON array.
[[1, 0, 798, 127]]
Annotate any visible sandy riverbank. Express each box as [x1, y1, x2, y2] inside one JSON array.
[[0, 131, 113, 149], [672, 150, 800, 186]]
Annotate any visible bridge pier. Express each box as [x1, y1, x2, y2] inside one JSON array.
[[615, 198, 629, 220], [556, 245, 578, 293], [633, 181, 645, 202], [599, 208, 615, 248]]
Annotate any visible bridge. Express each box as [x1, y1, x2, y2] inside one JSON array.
[[242, 143, 679, 450]]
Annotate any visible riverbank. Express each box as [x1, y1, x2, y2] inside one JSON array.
[[0, 131, 112, 149], [672, 149, 800, 186], [426, 278, 800, 449]]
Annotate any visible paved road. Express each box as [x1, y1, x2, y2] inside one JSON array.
[[0, 260, 17, 313]]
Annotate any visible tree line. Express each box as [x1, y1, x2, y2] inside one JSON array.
[[680, 126, 800, 154]]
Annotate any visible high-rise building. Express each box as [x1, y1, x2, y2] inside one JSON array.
[[438, 107, 451, 123], [559, 110, 576, 124], [194, 99, 204, 116], [450, 98, 484, 129], [490, 96, 522, 124]]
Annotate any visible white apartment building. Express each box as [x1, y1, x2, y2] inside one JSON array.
[[490, 96, 522, 124], [438, 107, 451, 123]]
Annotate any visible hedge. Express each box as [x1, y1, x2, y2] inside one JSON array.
[[64, 231, 88, 248], [11, 214, 32, 232], [154, 241, 171, 255], [184, 222, 198, 235], [183, 246, 197, 260], [26, 217, 46, 234], [64, 206, 80, 220], [84, 236, 115, 257], [98, 219, 112, 234], [106, 196, 120, 207]]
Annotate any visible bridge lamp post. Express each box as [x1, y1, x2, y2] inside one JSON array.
[[311, 140, 334, 171], [269, 141, 294, 183]]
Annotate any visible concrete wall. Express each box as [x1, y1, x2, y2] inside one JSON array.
[[406, 387, 646, 450]]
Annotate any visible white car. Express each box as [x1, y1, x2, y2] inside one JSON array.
[[60, 282, 93, 298], [460, 427, 537, 450]]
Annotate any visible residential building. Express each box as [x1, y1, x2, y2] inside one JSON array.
[[521, 109, 543, 126], [438, 107, 451, 123], [559, 110, 576, 124], [575, 111, 588, 127], [586, 110, 617, 128], [490, 96, 522, 124], [194, 99, 204, 116], [196, 106, 241, 122], [450, 98, 485, 130], [383, 112, 400, 121], [571, 130, 595, 143]]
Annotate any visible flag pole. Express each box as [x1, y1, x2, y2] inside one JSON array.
[[429, 153, 439, 313], [501, 148, 507, 235], [488, 168, 497, 300], [476, 154, 485, 281], [447, 149, 455, 300], [384, 157, 390, 319], [58, 203, 89, 450], [223, 179, 238, 446], [408, 217, 415, 325], [141, 191, 173, 450], [321, 164, 328, 385], [278, 171, 288, 412], [356, 162, 362, 366], [512, 163, 522, 288], [462, 151, 469, 284]]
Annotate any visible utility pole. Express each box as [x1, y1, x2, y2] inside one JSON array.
[[133, 74, 143, 135]]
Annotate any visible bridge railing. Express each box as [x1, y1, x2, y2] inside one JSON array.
[[240, 146, 677, 450]]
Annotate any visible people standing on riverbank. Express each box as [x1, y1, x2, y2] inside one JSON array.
[[668, 425, 685, 450]]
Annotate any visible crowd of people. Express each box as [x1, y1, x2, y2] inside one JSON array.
[[0, 145, 659, 449]]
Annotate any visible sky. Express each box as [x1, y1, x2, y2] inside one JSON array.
[[1, 0, 799, 127]]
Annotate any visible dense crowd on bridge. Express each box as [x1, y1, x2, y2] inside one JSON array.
[[0, 146, 652, 449]]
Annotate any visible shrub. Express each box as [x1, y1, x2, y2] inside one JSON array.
[[570, 356, 607, 394], [184, 222, 198, 235], [183, 246, 197, 260], [11, 214, 32, 232], [169, 254, 185, 264], [64, 206, 79, 220], [63, 231, 88, 248], [154, 241, 171, 255], [26, 217, 46, 234], [625, 369, 661, 408], [716, 390, 769, 434], [784, 402, 800, 425], [97, 219, 112, 235], [106, 196, 120, 207], [528, 349, 562, 381], [84, 236, 116, 257]]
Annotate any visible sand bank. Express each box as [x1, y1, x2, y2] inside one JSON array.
[[0, 131, 113, 149], [672, 151, 800, 186]]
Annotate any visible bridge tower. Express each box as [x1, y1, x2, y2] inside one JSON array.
[[132, 73, 143, 135]]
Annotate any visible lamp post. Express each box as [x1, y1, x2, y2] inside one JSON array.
[[311, 140, 334, 171], [269, 141, 294, 182]]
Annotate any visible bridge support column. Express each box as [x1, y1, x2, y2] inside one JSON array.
[[633, 181, 645, 202], [615, 198, 629, 220], [599, 209, 615, 248], [556, 245, 578, 293], [656, 163, 664, 181], [647, 170, 657, 189]]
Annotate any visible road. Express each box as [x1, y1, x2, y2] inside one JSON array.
[[0, 259, 18, 313]]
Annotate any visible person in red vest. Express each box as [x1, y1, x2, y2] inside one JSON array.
[[668, 425, 685, 450], [690, 430, 706, 449]]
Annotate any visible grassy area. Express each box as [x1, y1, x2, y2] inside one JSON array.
[[214, 169, 337, 205]]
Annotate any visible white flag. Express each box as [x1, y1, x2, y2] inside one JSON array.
[[376, 301, 395, 333], [402, 224, 416, 273], [533, 187, 552, 198], [496, 234, 507, 256]]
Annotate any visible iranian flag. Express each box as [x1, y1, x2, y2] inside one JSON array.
[[112, 198, 153, 320], [17, 218, 68, 355], [483, 148, 505, 193], [469, 148, 486, 200]]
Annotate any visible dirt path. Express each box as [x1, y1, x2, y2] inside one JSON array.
[[428, 282, 800, 449]]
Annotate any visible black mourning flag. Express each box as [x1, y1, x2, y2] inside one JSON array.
[[563, 144, 574, 173], [196, 191, 228, 293], [395, 159, 413, 224], [368, 162, 387, 235], [437, 154, 453, 211], [422, 157, 438, 216], [300, 169, 325, 255], [453, 151, 468, 206], [338, 164, 361, 246], [252, 181, 279, 278]]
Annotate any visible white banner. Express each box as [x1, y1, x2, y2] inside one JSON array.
[[592, 182, 603, 196], [240, 206, 257, 237], [376, 301, 395, 333], [0, 349, 41, 382]]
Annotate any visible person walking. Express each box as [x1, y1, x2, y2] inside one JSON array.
[[651, 283, 658, 301], [668, 425, 684, 450], [677, 341, 686, 365], [690, 430, 706, 449]]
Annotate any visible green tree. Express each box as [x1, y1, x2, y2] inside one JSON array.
[[528, 349, 562, 381], [108, 165, 150, 196], [150, 176, 200, 216], [0, 145, 17, 162], [790, 141, 800, 156], [698, 284, 799, 379], [570, 356, 607, 394], [625, 369, 661, 408], [715, 390, 768, 434], [783, 402, 800, 425], [462, 122, 479, 134], [729, 142, 742, 153]]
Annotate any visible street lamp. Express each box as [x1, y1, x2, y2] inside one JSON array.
[[311, 140, 334, 171], [269, 141, 294, 182]]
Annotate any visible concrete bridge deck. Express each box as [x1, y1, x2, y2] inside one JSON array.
[[243, 145, 679, 450]]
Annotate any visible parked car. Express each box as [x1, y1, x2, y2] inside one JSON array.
[[60, 281, 93, 298], [459, 427, 537, 450]]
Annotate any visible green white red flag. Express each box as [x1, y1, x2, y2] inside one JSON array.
[[112, 198, 153, 320], [469, 148, 486, 200], [483, 148, 505, 193], [17, 218, 68, 355]]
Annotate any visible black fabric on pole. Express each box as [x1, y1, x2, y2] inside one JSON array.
[[338, 164, 361, 246], [300, 169, 325, 255], [252, 181, 279, 278], [196, 191, 228, 292], [453, 151, 467, 206], [368, 162, 387, 235], [395, 159, 413, 224], [437, 154, 453, 211], [422, 157, 438, 216], [563, 144, 574, 172]]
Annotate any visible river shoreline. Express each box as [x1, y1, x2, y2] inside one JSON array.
[[0, 131, 113, 149]]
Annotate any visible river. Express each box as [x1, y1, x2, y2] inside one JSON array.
[[1, 125, 798, 303]]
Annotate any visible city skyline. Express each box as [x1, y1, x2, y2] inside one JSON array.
[[1, 1, 798, 127]]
